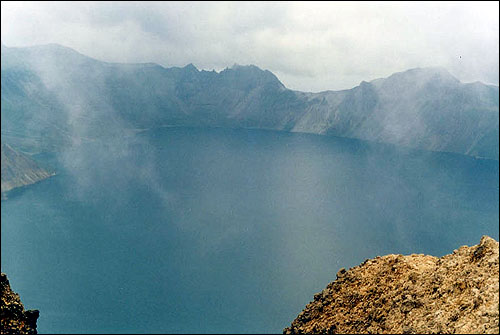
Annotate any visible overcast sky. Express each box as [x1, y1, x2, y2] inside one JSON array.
[[1, 1, 498, 92]]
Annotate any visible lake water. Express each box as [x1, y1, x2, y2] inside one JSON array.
[[1, 127, 498, 333]]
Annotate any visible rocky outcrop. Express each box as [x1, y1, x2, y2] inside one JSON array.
[[284, 236, 499, 334], [1, 143, 54, 199], [0, 273, 39, 334]]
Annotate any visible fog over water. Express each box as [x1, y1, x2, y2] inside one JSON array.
[[1, 2, 498, 334], [2, 127, 498, 333]]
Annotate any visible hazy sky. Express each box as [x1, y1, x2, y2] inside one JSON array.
[[1, 1, 498, 92]]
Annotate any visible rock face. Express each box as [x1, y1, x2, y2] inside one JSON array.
[[1, 143, 54, 199], [0, 273, 39, 334], [284, 236, 499, 334], [1, 43, 498, 159]]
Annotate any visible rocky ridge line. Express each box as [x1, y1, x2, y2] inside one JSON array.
[[284, 236, 499, 334]]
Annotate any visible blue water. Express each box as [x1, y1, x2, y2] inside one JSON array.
[[1, 127, 498, 333]]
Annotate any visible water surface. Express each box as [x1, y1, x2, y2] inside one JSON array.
[[2, 127, 498, 333]]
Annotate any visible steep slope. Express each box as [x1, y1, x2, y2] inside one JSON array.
[[1, 44, 498, 159], [1, 44, 305, 153], [284, 236, 499, 334], [1, 143, 54, 199], [1, 273, 39, 334], [294, 68, 499, 159]]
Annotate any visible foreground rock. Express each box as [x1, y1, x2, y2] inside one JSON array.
[[284, 236, 499, 334], [1, 273, 39, 334]]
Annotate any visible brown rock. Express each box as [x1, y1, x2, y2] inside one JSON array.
[[284, 236, 499, 334], [1, 273, 39, 334]]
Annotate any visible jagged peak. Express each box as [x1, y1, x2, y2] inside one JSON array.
[[233, 64, 281, 77], [216, 63, 285, 88], [183, 63, 198, 72], [359, 80, 372, 87]]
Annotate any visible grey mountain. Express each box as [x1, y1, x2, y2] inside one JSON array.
[[1, 143, 54, 199], [1, 43, 498, 159]]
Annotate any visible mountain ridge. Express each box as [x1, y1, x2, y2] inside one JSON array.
[[4, 43, 496, 89], [1, 43, 498, 159]]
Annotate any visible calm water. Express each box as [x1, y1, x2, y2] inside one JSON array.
[[2, 127, 498, 334]]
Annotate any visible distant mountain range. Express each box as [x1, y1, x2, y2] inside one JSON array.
[[1, 43, 498, 159]]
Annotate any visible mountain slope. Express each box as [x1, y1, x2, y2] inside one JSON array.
[[284, 236, 499, 334], [1, 44, 498, 159], [1, 143, 54, 199], [293, 68, 499, 158]]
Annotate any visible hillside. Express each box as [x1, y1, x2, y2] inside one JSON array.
[[1, 44, 498, 159], [284, 236, 499, 334], [1, 143, 54, 199]]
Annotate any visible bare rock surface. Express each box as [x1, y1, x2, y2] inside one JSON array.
[[1, 143, 54, 199], [284, 236, 499, 334], [1, 273, 39, 334]]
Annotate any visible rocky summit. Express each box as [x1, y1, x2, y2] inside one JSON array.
[[0, 273, 39, 334], [284, 236, 499, 334]]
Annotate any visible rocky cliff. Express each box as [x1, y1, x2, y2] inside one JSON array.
[[1, 143, 54, 199], [2, 44, 498, 159], [0, 273, 39, 334], [284, 236, 499, 334]]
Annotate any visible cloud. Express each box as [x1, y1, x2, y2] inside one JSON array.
[[1, 1, 498, 92]]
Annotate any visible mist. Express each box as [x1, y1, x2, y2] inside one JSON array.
[[1, 2, 498, 334], [4, 124, 498, 333], [2, 1, 498, 92]]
